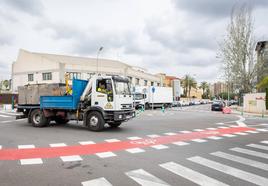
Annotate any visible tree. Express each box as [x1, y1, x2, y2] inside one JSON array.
[[199, 81, 210, 98], [218, 4, 261, 94], [3, 80, 9, 90], [256, 76, 268, 90], [181, 75, 197, 98]]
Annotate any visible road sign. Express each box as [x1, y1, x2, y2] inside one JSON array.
[[152, 87, 155, 93]]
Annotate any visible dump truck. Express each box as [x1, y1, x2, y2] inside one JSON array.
[[17, 75, 135, 131]]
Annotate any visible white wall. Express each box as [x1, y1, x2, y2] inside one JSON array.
[[243, 93, 266, 113]]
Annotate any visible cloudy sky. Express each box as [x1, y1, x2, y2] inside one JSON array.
[[0, 0, 268, 82]]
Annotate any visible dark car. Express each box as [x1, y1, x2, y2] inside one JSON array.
[[211, 101, 225, 111]]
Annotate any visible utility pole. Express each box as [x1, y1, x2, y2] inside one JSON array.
[[96, 46, 103, 75]]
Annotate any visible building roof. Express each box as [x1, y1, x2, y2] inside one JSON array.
[[21, 49, 131, 68]]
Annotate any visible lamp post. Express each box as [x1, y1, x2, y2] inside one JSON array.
[[96, 46, 103, 75]]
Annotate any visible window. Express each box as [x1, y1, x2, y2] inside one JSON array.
[[135, 78, 140, 85], [28, 74, 34, 82], [144, 80, 148, 86], [68, 72, 81, 80], [42, 72, 52, 80], [157, 83, 160, 86], [151, 82, 154, 86]]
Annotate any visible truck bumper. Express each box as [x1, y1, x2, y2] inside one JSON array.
[[114, 110, 136, 121]]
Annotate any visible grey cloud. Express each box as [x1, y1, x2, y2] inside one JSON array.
[[2, 0, 43, 15], [173, 0, 268, 18]]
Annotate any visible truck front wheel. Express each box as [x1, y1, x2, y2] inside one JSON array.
[[86, 111, 105, 131], [30, 109, 49, 127]]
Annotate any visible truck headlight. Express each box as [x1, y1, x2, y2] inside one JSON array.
[[119, 115, 122, 119]]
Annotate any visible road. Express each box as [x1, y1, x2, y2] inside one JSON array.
[[0, 104, 268, 186]]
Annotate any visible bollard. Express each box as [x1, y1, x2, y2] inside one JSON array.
[[161, 105, 165, 113], [262, 110, 264, 118], [12, 95, 14, 110]]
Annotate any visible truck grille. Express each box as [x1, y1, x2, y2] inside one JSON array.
[[121, 104, 133, 109]]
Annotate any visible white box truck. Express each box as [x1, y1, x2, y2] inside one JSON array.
[[133, 86, 173, 109]]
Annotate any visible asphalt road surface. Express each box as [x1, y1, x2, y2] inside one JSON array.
[[0, 105, 267, 186]]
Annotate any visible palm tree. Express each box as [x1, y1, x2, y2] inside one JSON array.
[[182, 75, 197, 98], [199, 81, 209, 98]]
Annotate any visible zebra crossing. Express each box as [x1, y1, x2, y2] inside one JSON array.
[[81, 140, 268, 186]]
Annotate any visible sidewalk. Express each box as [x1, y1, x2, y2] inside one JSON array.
[[231, 106, 268, 118]]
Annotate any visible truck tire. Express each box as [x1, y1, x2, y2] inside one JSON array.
[[30, 109, 49, 127], [108, 121, 122, 128], [55, 117, 69, 125], [86, 111, 105, 131]]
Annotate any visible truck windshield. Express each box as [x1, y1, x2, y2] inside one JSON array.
[[134, 93, 144, 100], [114, 81, 131, 95]]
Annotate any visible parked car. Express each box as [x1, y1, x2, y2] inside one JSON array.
[[211, 101, 225, 111]]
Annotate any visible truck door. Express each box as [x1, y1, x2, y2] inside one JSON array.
[[93, 79, 114, 110]]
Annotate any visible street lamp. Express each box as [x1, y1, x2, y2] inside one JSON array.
[[96, 46, 103, 75]]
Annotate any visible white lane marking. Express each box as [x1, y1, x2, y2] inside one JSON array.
[[222, 134, 236, 137], [211, 151, 268, 171], [207, 136, 222, 140], [151, 145, 169, 150], [147, 134, 160, 138], [216, 122, 225, 125], [245, 130, 259, 134], [230, 125, 240, 128], [261, 141, 268, 144], [236, 115, 247, 127], [206, 128, 216, 130], [230, 147, 268, 159], [79, 141, 95, 145], [234, 132, 248, 135], [81, 177, 112, 186], [49, 143, 67, 147], [218, 126, 228, 129], [191, 139, 207, 143], [126, 148, 145, 154], [179, 131, 191, 133], [60, 155, 82, 162], [189, 156, 268, 186], [127, 136, 142, 140], [18, 145, 35, 149], [0, 145, 2, 149], [246, 144, 268, 151], [105, 139, 121, 143], [0, 111, 21, 116], [20, 158, 43, 165], [256, 129, 268, 132], [0, 114, 11, 118], [96, 152, 116, 158], [260, 123, 268, 126], [193, 129, 204, 132], [125, 169, 170, 186], [160, 161, 229, 186], [164, 132, 177, 136], [0, 120, 13, 123], [172, 142, 189, 146]]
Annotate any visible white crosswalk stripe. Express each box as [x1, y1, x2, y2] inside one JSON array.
[[127, 136, 142, 140], [246, 144, 268, 151], [96, 152, 116, 158], [172, 141, 189, 146], [245, 130, 259, 134], [234, 132, 248, 135], [125, 169, 170, 186], [147, 134, 160, 138], [164, 132, 177, 136], [160, 162, 229, 186], [20, 158, 43, 165], [222, 134, 236, 137], [261, 140, 268, 144], [49, 143, 67, 147], [105, 139, 121, 143], [81, 177, 113, 186], [207, 136, 222, 140], [211, 151, 268, 171], [230, 147, 268, 159], [151, 145, 169, 150], [60, 155, 82, 162], [189, 156, 268, 186], [126, 148, 145, 154], [191, 139, 207, 143], [79, 141, 95, 145]]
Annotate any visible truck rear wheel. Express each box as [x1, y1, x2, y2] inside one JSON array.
[[108, 121, 122, 128], [30, 109, 49, 127], [86, 111, 105, 131]]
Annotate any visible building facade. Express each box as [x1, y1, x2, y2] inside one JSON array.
[[12, 49, 162, 92]]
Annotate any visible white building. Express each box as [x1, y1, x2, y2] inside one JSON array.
[[12, 49, 162, 92]]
